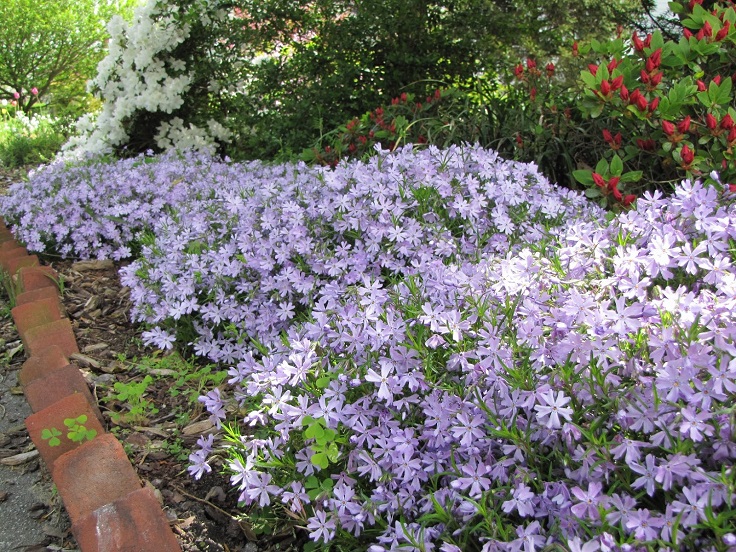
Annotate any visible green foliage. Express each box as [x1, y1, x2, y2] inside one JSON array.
[[41, 415, 98, 447], [0, 108, 67, 168], [103, 374, 159, 424], [0, 0, 138, 117], [572, 0, 736, 204]]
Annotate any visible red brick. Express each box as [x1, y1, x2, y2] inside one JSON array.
[[24, 364, 104, 424], [18, 345, 70, 386], [0, 239, 23, 251], [72, 486, 181, 552], [0, 247, 29, 271], [18, 265, 59, 292], [15, 286, 61, 308], [4, 254, 39, 276], [52, 433, 142, 525], [11, 297, 63, 336], [25, 393, 105, 470], [22, 318, 79, 358], [0, 230, 15, 243]]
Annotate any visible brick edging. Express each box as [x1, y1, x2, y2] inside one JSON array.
[[0, 217, 181, 552]]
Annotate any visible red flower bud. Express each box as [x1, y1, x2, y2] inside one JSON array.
[[677, 116, 691, 134], [728, 126, 736, 144], [662, 120, 676, 135], [684, 28, 693, 39], [636, 138, 656, 151], [602, 129, 613, 143], [608, 176, 621, 191], [650, 72, 663, 87], [526, 58, 537, 70], [611, 184, 623, 201], [716, 20, 731, 41], [635, 94, 648, 112], [600, 79, 611, 97], [714, 75, 722, 85], [648, 49, 662, 70], [632, 32, 645, 52], [530, 87, 537, 101], [697, 80, 707, 91], [611, 75, 624, 91], [622, 194, 637, 207], [721, 114, 734, 130], [702, 21, 713, 37], [514, 64, 524, 78], [707, 113, 718, 130], [649, 97, 660, 112], [607, 59, 620, 73], [620, 85, 629, 102], [681, 144, 695, 166], [516, 133, 523, 148], [546, 63, 555, 77], [688, 0, 703, 11], [640, 70, 651, 84], [588, 64, 599, 76], [572, 41, 579, 57], [592, 173, 607, 189]]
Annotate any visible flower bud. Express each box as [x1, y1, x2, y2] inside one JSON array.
[[681, 144, 695, 165], [546, 63, 555, 77], [622, 194, 637, 206], [526, 58, 537, 70], [716, 21, 731, 41], [13, 91, 19, 99], [721, 114, 734, 130], [572, 41, 579, 57], [662, 120, 676, 135], [588, 64, 599, 76], [600, 80, 611, 97], [677, 116, 691, 134], [31, 87, 38, 96], [632, 32, 645, 52], [697, 80, 706, 91], [514, 64, 524, 79], [702, 21, 713, 38], [649, 97, 660, 112], [611, 75, 624, 91], [714, 75, 723, 85], [707, 113, 718, 130], [619, 85, 629, 102], [684, 28, 693, 39], [592, 173, 607, 188], [650, 72, 663, 86]]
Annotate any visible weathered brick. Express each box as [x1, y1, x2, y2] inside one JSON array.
[[72, 486, 181, 552], [52, 433, 142, 525], [23, 364, 103, 424], [4, 254, 39, 276], [18, 265, 59, 292], [25, 393, 105, 470], [22, 318, 79, 358], [18, 345, 70, 386], [0, 239, 23, 252], [0, 247, 30, 271], [11, 297, 63, 336], [15, 286, 61, 308]]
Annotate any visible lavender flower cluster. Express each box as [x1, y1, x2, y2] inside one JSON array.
[[2, 144, 736, 550]]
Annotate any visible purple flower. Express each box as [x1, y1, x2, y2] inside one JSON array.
[[307, 510, 336, 542], [534, 390, 573, 429], [570, 481, 603, 520], [625, 508, 664, 540]]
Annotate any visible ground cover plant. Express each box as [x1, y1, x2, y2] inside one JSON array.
[[2, 141, 736, 551]]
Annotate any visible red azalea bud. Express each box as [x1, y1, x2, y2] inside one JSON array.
[[728, 126, 736, 144], [702, 21, 713, 37], [729, 183, 736, 193], [435, 89, 441, 100], [644, 34, 652, 48], [572, 41, 579, 57], [650, 72, 663, 87], [600, 79, 611, 96], [526, 58, 537, 70], [530, 87, 537, 101], [714, 75, 722, 85], [516, 133, 523, 147], [640, 70, 651, 84], [636, 94, 648, 112], [716, 21, 731, 41], [632, 32, 645, 52], [649, 97, 660, 112], [677, 116, 691, 134], [611, 75, 624, 90], [662, 120, 676, 135], [688, 0, 704, 11], [588, 64, 599, 76], [607, 59, 620, 73], [400, 92, 407, 102], [592, 173, 607, 188], [546, 63, 555, 77], [608, 176, 621, 192], [603, 129, 614, 143], [697, 80, 707, 91], [684, 28, 693, 39], [620, 85, 629, 101], [622, 194, 637, 206], [514, 64, 524, 78], [612, 185, 623, 201], [707, 113, 718, 130], [721, 114, 734, 130], [681, 144, 695, 165], [636, 138, 656, 151]]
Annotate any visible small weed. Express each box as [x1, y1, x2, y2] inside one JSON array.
[[41, 415, 98, 447], [102, 375, 158, 424]]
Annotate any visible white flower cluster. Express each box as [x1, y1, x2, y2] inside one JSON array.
[[63, 0, 231, 159]]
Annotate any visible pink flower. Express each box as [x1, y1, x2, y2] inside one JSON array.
[[13, 92, 19, 99], [31, 87, 38, 95]]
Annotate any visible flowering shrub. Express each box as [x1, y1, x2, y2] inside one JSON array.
[[3, 144, 736, 550], [0, 104, 67, 168], [301, 89, 484, 167], [573, 0, 736, 205]]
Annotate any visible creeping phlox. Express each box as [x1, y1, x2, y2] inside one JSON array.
[[2, 144, 736, 550]]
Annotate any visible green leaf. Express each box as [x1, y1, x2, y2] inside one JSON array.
[[595, 158, 609, 175], [305, 423, 325, 440], [326, 442, 340, 462], [609, 155, 623, 176], [48, 436, 61, 447], [585, 188, 601, 198], [620, 171, 643, 183], [315, 376, 331, 388], [311, 452, 329, 468]]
